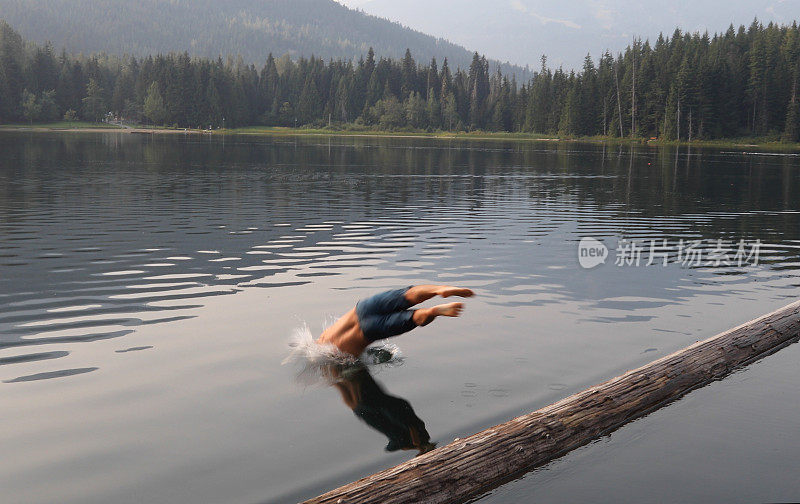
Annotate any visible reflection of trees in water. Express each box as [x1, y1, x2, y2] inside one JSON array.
[[1, 133, 798, 247]]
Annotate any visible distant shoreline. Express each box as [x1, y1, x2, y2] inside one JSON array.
[[3, 122, 800, 152]]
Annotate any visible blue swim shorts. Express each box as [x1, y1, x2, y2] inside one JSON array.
[[356, 286, 418, 343]]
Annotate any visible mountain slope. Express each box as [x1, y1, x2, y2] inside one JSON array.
[[0, 0, 528, 77]]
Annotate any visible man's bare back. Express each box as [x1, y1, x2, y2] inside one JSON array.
[[317, 285, 474, 357]]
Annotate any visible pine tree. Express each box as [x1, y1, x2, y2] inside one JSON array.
[[467, 53, 489, 129], [400, 48, 415, 99], [578, 54, 598, 135], [748, 20, 768, 134], [427, 58, 439, 100], [782, 28, 800, 142], [297, 74, 322, 124], [559, 83, 579, 135], [364, 65, 382, 113], [784, 99, 799, 142], [335, 77, 350, 123], [0, 20, 25, 121], [364, 48, 376, 77], [259, 53, 278, 118], [439, 58, 452, 97], [112, 63, 135, 116]]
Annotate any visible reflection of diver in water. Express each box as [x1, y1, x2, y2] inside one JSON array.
[[317, 285, 474, 357], [329, 362, 436, 456]]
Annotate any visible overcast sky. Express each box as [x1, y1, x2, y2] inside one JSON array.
[[334, 0, 799, 69], [336, 0, 372, 6]]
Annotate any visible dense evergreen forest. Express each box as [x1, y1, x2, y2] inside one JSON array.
[[0, 0, 527, 80], [1, 18, 799, 141]]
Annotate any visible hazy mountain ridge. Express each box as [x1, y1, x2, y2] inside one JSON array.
[[0, 0, 529, 77], [351, 0, 798, 69]]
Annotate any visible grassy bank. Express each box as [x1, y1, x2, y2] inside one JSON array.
[[169, 125, 800, 150], [226, 126, 557, 141], [641, 136, 800, 151], [219, 126, 800, 151], [3, 122, 800, 151]]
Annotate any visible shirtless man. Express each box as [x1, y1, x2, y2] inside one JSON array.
[[317, 285, 474, 357]]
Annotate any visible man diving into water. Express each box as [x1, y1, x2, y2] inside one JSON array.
[[317, 285, 474, 357]]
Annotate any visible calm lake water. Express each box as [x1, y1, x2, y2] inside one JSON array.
[[0, 132, 798, 504]]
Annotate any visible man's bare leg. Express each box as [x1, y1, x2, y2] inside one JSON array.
[[412, 302, 464, 326], [404, 285, 474, 306]]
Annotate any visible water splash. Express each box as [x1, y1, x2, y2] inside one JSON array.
[[282, 323, 404, 385]]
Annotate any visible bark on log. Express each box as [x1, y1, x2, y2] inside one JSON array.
[[303, 300, 800, 504]]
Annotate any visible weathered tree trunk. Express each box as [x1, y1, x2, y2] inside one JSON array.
[[303, 300, 800, 504]]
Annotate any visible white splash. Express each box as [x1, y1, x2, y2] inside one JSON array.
[[281, 322, 358, 367], [282, 323, 404, 385]]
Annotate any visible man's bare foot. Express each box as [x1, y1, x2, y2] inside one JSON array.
[[437, 286, 475, 298], [431, 302, 464, 317]]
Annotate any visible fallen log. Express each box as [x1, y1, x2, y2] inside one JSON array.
[[302, 300, 800, 504]]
